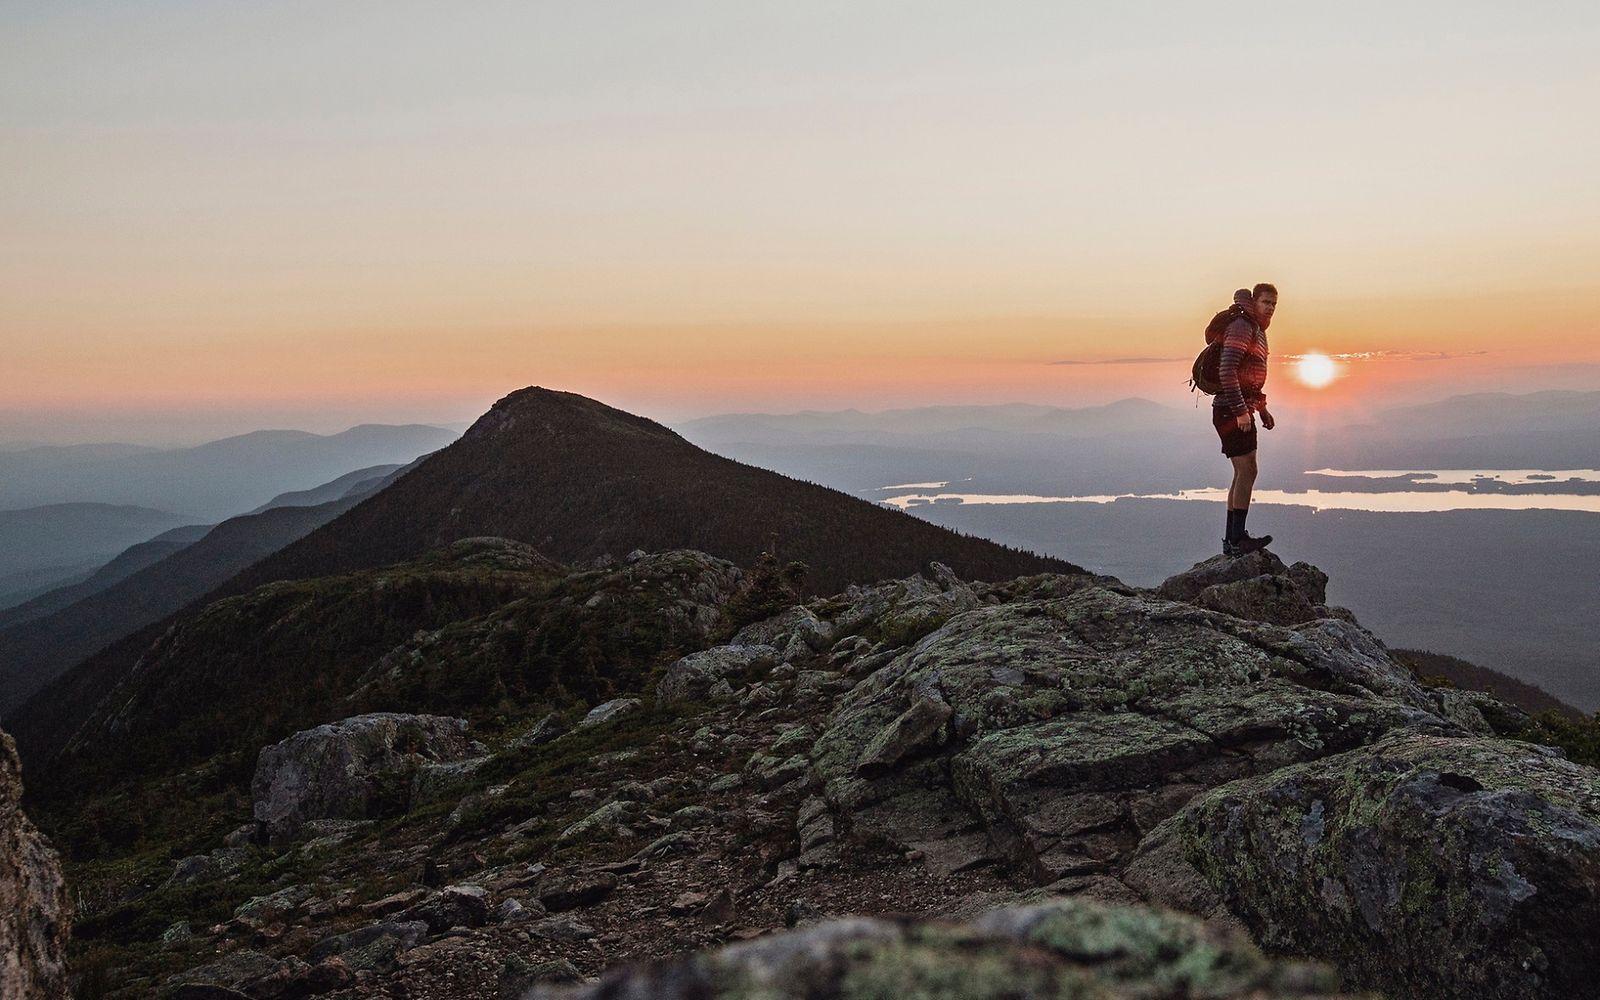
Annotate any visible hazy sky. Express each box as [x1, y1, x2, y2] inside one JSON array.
[[4, 1, 1598, 443]]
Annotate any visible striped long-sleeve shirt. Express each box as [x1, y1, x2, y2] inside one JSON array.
[[1213, 294, 1269, 418]]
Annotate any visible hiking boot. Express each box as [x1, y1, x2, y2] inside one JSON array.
[[1234, 532, 1273, 554], [1222, 538, 1240, 557]]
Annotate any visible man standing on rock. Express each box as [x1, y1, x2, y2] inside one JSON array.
[[1214, 283, 1277, 556]]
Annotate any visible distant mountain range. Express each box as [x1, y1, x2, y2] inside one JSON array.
[[0, 463, 417, 719], [0, 460, 405, 632], [247, 463, 406, 513], [0, 423, 458, 520], [1303, 390, 1600, 470], [0, 504, 197, 605], [679, 397, 1174, 441], [677, 390, 1600, 494], [0, 524, 213, 630], [676, 397, 1218, 496], [5, 388, 1074, 767]]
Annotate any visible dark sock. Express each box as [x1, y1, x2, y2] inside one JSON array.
[[1225, 509, 1242, 543], [1237, 507, 1249, 537]]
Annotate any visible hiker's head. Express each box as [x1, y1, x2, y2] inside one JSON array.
[[1252, 283, 1278, 325]]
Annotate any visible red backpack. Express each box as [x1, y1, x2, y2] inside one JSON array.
[[1188, 304, 1250, 396]]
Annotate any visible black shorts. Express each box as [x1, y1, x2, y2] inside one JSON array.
[[1213, 407, 1257, 458]]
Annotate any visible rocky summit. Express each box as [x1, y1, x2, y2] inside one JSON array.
[[20, 541, 1600, 999]]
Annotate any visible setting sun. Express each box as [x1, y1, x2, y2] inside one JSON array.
[[1296, 353, 1338, 388]]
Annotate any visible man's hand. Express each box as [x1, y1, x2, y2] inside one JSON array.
[[1260, 408, 1276, 431], [1235, 411, 1254, 432]]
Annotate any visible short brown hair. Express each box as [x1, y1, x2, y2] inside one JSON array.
[[1252, 283, 1278, 299]]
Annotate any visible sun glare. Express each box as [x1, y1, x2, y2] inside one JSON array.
[[1296, 353, 1337, 388]]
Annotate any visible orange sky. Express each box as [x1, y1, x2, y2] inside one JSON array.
[[3, 4, 1598, 442], [10, 288, 1594, 417]]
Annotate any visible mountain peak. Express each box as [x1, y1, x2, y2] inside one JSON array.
[[173, 387, 1079, 609], [462, 386, 680, 445]]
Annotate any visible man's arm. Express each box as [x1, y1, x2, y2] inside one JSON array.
[[1215, 319, 1254, 424]]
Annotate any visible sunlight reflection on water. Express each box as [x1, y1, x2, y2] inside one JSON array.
[[1307, 468, 1600, 485], [880, 489, 1600, 514]]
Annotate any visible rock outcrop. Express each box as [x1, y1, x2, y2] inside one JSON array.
[[802, 554, 1600, 998], [813, 576, 1444, 888], [251, 712, 482, 840], [576, 698, 642, 730], [1174, 733, 1600, 1000], [521, 896, 1364, 999], [1156, 550, 1341, 626], [1, 728, 70, 1000], [656, 643, 780, 706]]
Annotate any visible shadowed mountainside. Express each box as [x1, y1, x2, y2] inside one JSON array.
[[1393, 648, 1583, 719], [0, 524, 212, 631], [247, 463, 405, 514], [0, 466, 416, 720], [224, 387, 1076, 598]]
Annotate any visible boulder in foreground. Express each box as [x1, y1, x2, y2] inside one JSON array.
[[518, 896, 1365, 999], [1175, 732, 1600, 1000], [1, 728, 70, 1000]]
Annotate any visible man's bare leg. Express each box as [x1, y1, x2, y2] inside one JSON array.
[[1224, 450, 1271, 552], [1229, 452, 1257, 510]]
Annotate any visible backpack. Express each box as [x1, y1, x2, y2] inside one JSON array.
[[1188, 304, 1250, 396]]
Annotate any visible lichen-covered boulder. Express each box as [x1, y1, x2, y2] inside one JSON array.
[[162, 948, 288, 995], [425, 536, 564, 573], [1, 728, 70, 1000], [655, 643, 779, 706], [577, 697, 641, 729], [1285, 561, 1330, 604], [1177, 733, 1600, 1000], [1427, 687, 1495, 735], [1156, 550, 1293, 602], [251, 712, 480, 840], [306, 919, 428, 972], [812, 584, 1450, 881], [871, 580, 983, 650], [519, 896, 1364, 998], [166, 846, 250, 887], [820, 566, 1003, 649], [1428, 687, 1531, 738], [396, 883, 490, 932], [612, 549, 747, 639], [508, 712, 566, 751], [732, 605, 836, 656], [1194, 573, 1321, 626], [233, 883, 314, 924], [1157, 552, 1339, 627], [558, 799, 644, 843], [410, 755, 491, 807], [855, 693, 952, 777]]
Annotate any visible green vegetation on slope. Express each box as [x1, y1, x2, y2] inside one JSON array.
[[1397, 647, 1600, 767]]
